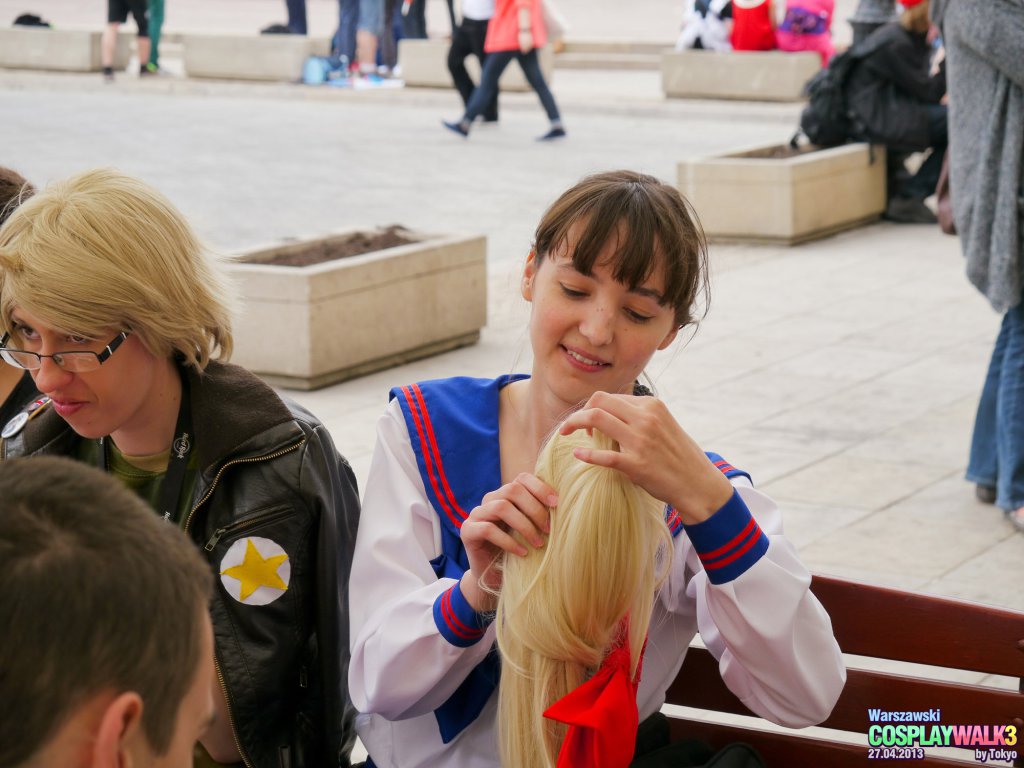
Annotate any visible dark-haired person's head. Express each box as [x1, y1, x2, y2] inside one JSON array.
[[0, 456, 215, 768], [530, 169, 709, 330], [0, 167, 35, 229]]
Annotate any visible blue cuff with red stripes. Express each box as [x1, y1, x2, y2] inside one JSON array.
[[683, 489, 769, 585], [665, 505, 684, 539], [433, 581, 492, 647]]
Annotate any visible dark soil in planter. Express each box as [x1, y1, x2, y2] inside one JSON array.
[[730, 144, 821, 159], [243, 225, 418, 267]]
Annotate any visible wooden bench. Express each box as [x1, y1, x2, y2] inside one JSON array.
[[665, 575, 1024, 766]]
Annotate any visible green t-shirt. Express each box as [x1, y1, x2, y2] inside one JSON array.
[[75, 439, 199, 527]]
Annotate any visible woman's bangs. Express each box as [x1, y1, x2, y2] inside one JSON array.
[[568, 196, 664, 294]]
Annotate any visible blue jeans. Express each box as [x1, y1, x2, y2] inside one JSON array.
[[379, 0, 402, 69], [358, 0, 383, 34], [463, 49, 560, 124], [967, 299, 1024, 511], [401, 0, 426, 39], [286, 0, 307, 34], [333, 0, 358, 62], [901, 104, 949, 201]]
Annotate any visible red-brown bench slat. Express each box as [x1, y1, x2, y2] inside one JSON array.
[[663, 575, 1024, 768], [811, 575, 1024, 678], [670, 648, 1022, 756]]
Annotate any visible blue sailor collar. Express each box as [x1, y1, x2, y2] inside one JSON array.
[[390, 374, 528, 566], [389, 375, 528, 743]]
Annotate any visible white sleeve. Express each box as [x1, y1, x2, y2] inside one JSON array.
[[661, 479, 846, 728], [349, 400, 497, 721]]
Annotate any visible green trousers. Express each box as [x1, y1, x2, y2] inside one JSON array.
[[147, 0, 164, 66]]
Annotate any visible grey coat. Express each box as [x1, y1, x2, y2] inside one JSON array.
[[932, 0, 1024, 313]]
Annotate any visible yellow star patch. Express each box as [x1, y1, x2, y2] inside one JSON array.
[[221, 538, 289, 602]]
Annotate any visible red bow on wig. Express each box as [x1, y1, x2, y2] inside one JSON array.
[[542, 631, 644, 768]]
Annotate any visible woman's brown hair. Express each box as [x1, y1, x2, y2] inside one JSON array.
[[532, 170, 709, 328]]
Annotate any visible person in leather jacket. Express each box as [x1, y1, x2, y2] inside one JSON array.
[[0, 168, 360, 768]]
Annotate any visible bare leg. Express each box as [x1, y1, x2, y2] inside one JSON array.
[[136, 36, 151, 71], [356, 29, 378, 72], [101, 22, 120, 68]]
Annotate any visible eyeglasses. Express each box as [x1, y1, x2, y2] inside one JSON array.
[[0, 331, 130, 373]]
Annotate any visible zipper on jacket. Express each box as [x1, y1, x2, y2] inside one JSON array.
[[204, 507, 294, 552], [215, 656, 255, 768], [188, 438, 306, 768], [184, 440, 305, 534]]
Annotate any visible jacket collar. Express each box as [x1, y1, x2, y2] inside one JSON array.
[[6, 360, 300, 468], [186, 360, 299, 470]]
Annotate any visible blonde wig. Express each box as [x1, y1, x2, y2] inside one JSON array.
[[0, 168, 234, 369], [496, 428, 672, 768]]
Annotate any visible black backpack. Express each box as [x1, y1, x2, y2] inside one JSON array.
[[798, 37, 882, 147], [13, 13, 51, 27]]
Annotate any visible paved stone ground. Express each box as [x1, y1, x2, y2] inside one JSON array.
[[2, 1, 1020, 759]]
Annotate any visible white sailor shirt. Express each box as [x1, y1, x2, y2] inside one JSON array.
[[348, 376, 845, 768]]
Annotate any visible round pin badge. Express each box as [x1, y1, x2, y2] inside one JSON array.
[[1, 412, 29, 439], [219, 536, 291, 606]]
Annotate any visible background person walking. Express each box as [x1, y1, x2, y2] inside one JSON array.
[[448, 0, 500, 124], [443, 0, 565, 141]]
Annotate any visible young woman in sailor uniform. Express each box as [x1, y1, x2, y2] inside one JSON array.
[[348, 170, 846, 768]]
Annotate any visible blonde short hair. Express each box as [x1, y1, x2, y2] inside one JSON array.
[[0, 168, 233, 369], [496, 428, 672, 768]]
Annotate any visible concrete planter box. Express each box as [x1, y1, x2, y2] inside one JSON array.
[[182, 33, 330, 81], [398, 38, 553, 92], [678, 142, 887, 244], [0, 28, 130, 72], [229, 231, 487, 389], [661, 50, 819, 102]]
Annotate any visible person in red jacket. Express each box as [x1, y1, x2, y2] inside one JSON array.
[[443, 0, 565, 141]]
